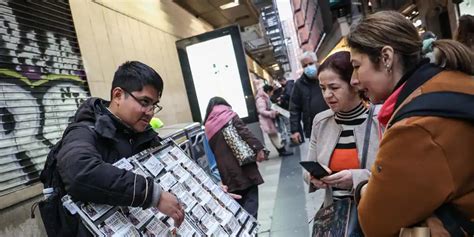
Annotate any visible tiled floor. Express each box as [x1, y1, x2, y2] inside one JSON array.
[[257, 137, 324, 237]]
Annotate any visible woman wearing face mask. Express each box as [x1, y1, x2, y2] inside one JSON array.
[[348, 11, 474, 236], [289, 52, 329, 145], [303, 51, 380, 208]]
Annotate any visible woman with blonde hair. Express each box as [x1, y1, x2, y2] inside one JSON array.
[[347, 10, 474, 236]]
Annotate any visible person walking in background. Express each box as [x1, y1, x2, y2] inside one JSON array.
[[255, 85, 293, 157], [275, 77, 295, 110], [347, 11, 474, 236], [274, 77, 295, 146], [290, 51, 328, 145], [454, 14, 474, 51], [204, 97, 267, 218], [303, 51, 380, 208]]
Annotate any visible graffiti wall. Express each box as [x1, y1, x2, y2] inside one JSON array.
[[0, 0, 89, 197]]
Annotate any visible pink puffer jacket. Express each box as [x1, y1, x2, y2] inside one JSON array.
[[255, 89, 278, 135]]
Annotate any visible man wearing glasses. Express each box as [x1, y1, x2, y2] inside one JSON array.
[[47, 61, 184, 236]]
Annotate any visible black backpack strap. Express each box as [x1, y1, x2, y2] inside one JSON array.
[[435, 204, 474, 236], [391, 91, 474, 235], [40, 122, 95, 189], [390, 92, 474, 127], [394, 62, 442, 110]]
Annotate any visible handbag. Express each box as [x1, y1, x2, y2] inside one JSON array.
[[311, 106, 375, 237], [222, 121, 256, 166], [312, 198, 363, 237]]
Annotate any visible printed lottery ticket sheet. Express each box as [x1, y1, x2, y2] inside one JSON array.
[[61, 139, 258, 236]]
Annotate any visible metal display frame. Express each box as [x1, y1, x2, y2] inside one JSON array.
[[61, 138, 259, 237]]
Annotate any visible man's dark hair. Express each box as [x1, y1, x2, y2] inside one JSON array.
[[203, 97, 231, 123], [111, 61, 164, 99], [263, 85, 274, 93]]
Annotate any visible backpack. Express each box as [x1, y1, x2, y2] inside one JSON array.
[[32, 122, 95, 237], [391, 92, 474, 125], [391, 91, 474, 236]]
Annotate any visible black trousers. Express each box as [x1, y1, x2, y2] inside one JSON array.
[[234, 185, 259, 219]]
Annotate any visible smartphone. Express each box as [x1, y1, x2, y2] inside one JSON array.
[[299, 161, 330, 179]]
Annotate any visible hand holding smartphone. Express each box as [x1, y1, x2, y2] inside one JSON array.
[[299, 161, 331, 179]]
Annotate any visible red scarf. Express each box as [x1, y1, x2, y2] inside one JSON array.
[[204, 105, 237, 140], [377, 83, 406, 129]]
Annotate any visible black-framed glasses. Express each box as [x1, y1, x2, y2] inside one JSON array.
[[122, 89, 163, 114]]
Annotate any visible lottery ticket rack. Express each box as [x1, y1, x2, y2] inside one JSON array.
[[61, 138, 259, 237]]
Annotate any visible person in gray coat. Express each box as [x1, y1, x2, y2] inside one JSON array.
[[303, 51, 380, 207]]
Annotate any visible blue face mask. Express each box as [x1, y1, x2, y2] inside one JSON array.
[[304, 64, 317, 78]]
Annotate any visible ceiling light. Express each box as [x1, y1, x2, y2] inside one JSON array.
[[220, 0, 239, 10]]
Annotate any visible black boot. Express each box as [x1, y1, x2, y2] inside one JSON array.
[[277, 147, 293, 157]]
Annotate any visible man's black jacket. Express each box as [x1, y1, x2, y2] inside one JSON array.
[[289, 74, 328, 138], [56, 97, 160, 208], [275, 80, 295, 110]]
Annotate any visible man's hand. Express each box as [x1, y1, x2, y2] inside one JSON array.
[[321, 170, 353, 189], [157, 191, 184, 227], [291, 132, 302, 144]]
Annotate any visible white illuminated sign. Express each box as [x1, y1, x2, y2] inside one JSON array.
[[186, 35, 249, 119]]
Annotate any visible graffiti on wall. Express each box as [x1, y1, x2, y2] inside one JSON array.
[[0, 0, 90, 195]]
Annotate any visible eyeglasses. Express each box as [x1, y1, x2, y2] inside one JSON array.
[[122, 89, 163, 114]]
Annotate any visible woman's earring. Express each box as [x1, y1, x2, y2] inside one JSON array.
[[385, 64, 392, 73]]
